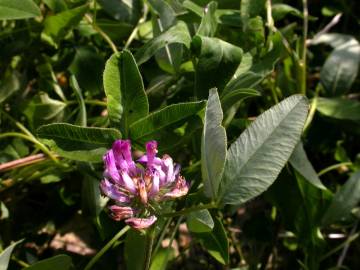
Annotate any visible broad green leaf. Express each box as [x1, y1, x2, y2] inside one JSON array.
[[220, 95, 309, 205], [0, 240, 22, 270], [25, 255, 72, 270], [23, 93, 66, 130], [187, 209, 214, 233], [103, 50, 148, 133], [220, 88, 260, 109], [197, 1, 218, 37], [148, 0, 182, 74], [289, 142, 326, 190], [135, 21, 191, 65], [125, 229, 146, 270], [192, 35, 243, 98], [70, 75, 87, 127], [37, 123, 122, 162], [202, 89, 226, 199], [316, 97, 360, 121], [272, 4, 302, 21], [0, 0, 40, 20], [69, 46, 105, 95], [320, 37, 360, 96], [150, 248, 175, 270], [322, 171, 360, 225], [129, 101, 206, 140], [195, 216, 228, 264], [42, 5, 88, 47], [0, 70, 21, 104]]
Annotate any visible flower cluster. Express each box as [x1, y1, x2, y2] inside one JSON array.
[[100, 140, 188, 230]]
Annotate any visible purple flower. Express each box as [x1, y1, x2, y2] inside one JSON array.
[[100, 140, 189, 230]]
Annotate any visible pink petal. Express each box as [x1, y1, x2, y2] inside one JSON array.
[[100, 179, 130, 203], [103, 150, 120, 183], [120, 171, 137, 193], [108, 205, 134, 221], [125, 215, 157, 230]]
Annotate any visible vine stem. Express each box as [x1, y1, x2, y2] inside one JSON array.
[[160, 203, 216, 218], [84, 225, 130, 270], [124, 4, 148, 50]]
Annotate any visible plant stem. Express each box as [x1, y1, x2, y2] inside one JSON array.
[[152, 218, 172, 257], [144, 227, 156, 270], [300, 0, 309, 95], [124, 4, 148, 50], [84, 225, 130, 270], [320, 232, 359, 261], [0, 132, 59, 163], [161, 203, 216, 217], [66, 99, 107, 107], [84, 14, 118, 54], [0, 153, 46, 172], [318, 162, 352, 177]]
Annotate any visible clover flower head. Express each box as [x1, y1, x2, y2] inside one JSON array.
[[100, 140, 188, 230]]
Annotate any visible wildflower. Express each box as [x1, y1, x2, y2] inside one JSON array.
[[100, 140, 189, 230]]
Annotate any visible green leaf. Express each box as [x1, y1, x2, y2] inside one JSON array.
[[150, 248, 175, 270], [322, 171, 360, 225], [240, 0, 265, 23], [0, 240, 22, 270], [23, 93, 66, 130], [148, 0, 183, 74], [70, 75, 87, 127], [219, 95, 309, 205], [320, 37, 360, 96], [0, 69, 21, 104], [129, 101, 206, 140], [43, 0, 67, 13], [316, 97, 360, 121], [124, 229, 146, 270], [103, 50, 148, 133], [0, 0, 40, 20], [220, 88, 260, 109], [187, 209, 214, 233], [135, 21, 191, 65], [195, 216, 228, 264], [98, 0, 141, 24], [192, 35, 243, 98], [202, 89, 226, 199], [197, 1, 218, 37], [272, 4, 302, 21], [42, 5, 88, 47], [69, 46, 105, 95], [25, 255, 73, 270], [289, 142, 326, 190], [37, 123, 122, 162]]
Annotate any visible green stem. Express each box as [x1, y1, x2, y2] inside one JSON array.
[[84, 225, 130, 270], [161, 203, 216, 218], [0, 132, 58, 163], [85, 14, 118, 53], [144, 227, 156, 270], [152, 218, 172, 257], [318, 162, 352, 177], [300, 0, 309, 95], [66, 100, 107, 107], [124, 4, 148, 50]]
